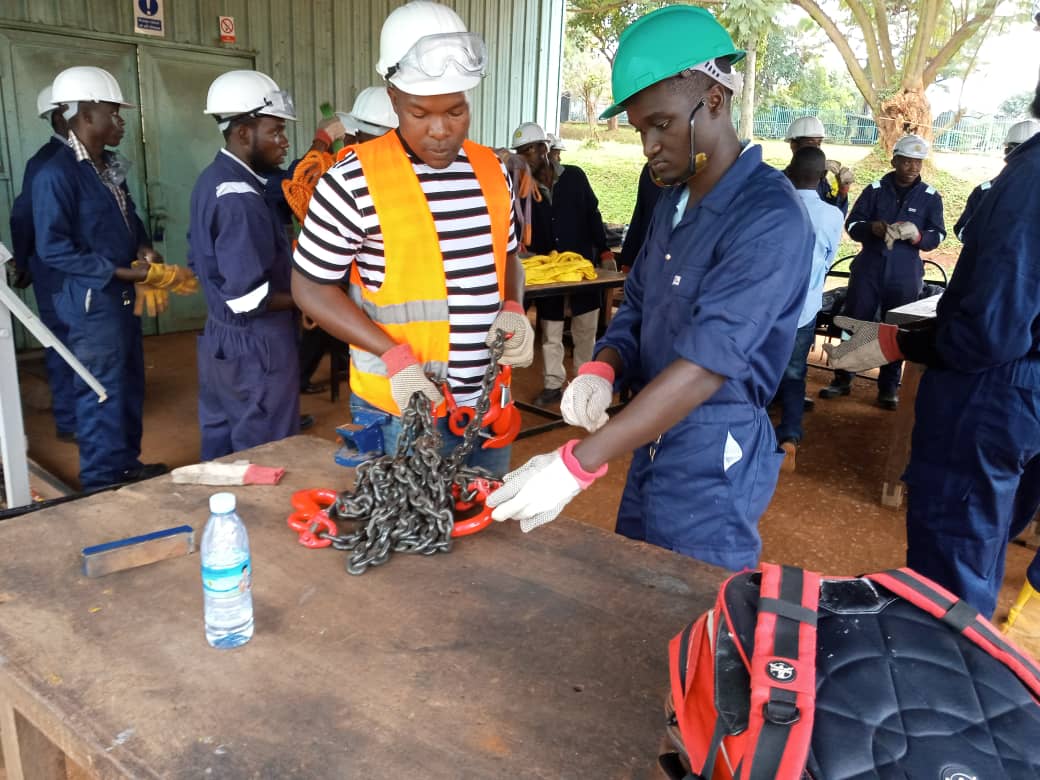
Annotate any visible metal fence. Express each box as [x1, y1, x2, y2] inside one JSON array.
[[565, 97, 1021, 154], [752, 105, 1021, 153]]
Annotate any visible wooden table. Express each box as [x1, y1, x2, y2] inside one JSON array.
[[0, 436, 724, 779], [519, 270, 629, 438], [879, 295, 941, 507]]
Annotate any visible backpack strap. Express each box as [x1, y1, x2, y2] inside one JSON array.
[[867, 568, 1040, 698], [740, 563, 821, 780]]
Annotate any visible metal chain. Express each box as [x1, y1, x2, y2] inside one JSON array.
[[325, 332, 507, 575]]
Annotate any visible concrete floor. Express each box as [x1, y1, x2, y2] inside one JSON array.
[[15, 328, 1033, 621]]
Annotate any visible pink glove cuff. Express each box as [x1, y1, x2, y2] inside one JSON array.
[[313, 129, 333, 147], [382, 343, 419, 377], [244, 465, 286, 485], [501, 300, 525, 315], [878, 323, 904, 363], [560, 439, 607, 489], [578, 360, 615, 384]]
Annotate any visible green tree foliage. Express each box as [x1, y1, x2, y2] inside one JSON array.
[[999, 90, 1036, 117], [791, 0, 1032, 151], [562, 34, 612, 128]]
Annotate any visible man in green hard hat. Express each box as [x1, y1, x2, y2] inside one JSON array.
[[488, 6, 813, 571]]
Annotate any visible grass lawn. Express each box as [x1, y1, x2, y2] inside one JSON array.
[[559, 123, 1005, 275]]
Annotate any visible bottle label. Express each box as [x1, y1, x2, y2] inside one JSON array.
[[202, 557, 252, 598]]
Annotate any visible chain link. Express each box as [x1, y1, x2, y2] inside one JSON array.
[[325, 332, 507, 575]]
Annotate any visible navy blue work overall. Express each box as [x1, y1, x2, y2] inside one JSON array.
[[598, 145, 813, 571], [189, 150, 299, 461]]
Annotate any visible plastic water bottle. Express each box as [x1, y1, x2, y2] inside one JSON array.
[[200, 492, 254, 648]]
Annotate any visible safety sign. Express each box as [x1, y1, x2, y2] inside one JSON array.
[[219, 16, 237, 44], [133, 0, 165, 37]]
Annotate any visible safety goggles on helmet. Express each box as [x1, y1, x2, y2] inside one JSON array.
[[218, 89, 296, 127], [387, 32, 487, 81]]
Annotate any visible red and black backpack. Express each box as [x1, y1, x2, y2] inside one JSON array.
[[661, 563, 1040, 780]]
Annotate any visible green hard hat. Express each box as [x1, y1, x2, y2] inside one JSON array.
[[600, 6, 745, 120]]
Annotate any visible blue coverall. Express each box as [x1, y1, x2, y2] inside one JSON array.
[[32, 144, 151, 489], [597, 145, 813, 571], [952, 180, 989, 241], [9, 136, 77, 436], [903, 133, 1040, 617], [188, 150, 299, 461], [842, 172, 945, 395]]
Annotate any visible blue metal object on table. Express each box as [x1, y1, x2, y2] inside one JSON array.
[[334, 409, 390, 467]]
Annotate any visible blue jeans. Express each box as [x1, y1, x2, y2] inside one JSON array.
[[774, 322, 816, 445], [349, 394, 512, 477]]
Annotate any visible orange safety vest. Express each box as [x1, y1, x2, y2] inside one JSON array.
[[347, 131, 511, 415]]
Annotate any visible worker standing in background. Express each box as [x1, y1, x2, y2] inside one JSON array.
[[489, 6, 812, 572], [513, 121, 611, 406], [818, 134, 945, 410], [617, 163, 660, 273], [189, 70, 301, 460], [33, 66, 180, 489], [954, 118, 1040, 239], [8, 84, 77, 442], [774, 147, 843, 471], [291, 1, 532, 475], [297, 87, 399, 397], [822, 77, 1040, 654], [784, 116, 855, 215]]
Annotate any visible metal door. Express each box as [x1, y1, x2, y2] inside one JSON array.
[[136, 46, 253, 333], [0, 29, 145, 344]]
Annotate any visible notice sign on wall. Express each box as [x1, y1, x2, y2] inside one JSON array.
[[219, 16, 237, 44], [134, 0, 165, 37]]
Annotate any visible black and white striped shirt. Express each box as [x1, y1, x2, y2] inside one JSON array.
[[292, 141, 518, 404]]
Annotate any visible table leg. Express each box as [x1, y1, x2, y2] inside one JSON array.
[[0, 699, 67, 780], [880, 362, 924, 508]]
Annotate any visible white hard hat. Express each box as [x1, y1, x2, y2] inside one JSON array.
[[204, 70, 296, 125], [341, 87, 398, 136], [893, 134, 930, 160], [1005, 118, 1040, 145], [376, 2, 486, 96], [784, 116, 825, 141], [51, 66, 134, 108], [37, 86, 57, 119], [511, 122, 548, 150], [547, 132, 566, 151]]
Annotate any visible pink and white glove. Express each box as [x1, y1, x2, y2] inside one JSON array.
[[823, 316, 904, 373], [382, 343, 444, 414], [487, 440, 607, 532], [486, 301, 535, 367], [893, 221, 921, 244], [560, 361, 614, 432]]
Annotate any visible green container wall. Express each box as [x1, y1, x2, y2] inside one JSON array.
[[0, 0, 565, 150]]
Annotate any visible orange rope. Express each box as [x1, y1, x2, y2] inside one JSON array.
[[282, 149, 334, 224]]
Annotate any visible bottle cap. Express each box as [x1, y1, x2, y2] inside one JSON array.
[[209, 492, 236, 514]]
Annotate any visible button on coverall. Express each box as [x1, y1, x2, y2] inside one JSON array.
[[597, 145, 812, 571]]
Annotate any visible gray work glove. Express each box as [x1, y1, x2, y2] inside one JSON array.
[[486, 301, 535, 367], [381, 343, 444, 414], [560, 361, 614, 432]]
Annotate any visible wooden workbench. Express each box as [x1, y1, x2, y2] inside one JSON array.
[[0, 436, 724, 779]]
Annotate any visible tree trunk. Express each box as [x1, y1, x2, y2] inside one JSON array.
[[737, 39, 758, 140], [607, 116, 619, 131], [877, 88, 932, 154]]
